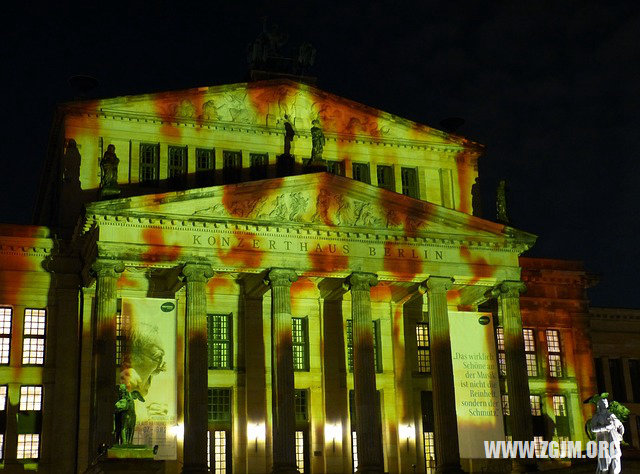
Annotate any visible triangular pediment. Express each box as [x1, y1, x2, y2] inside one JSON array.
[[64, 79, 481, 149], [86, 173, 534, 248]]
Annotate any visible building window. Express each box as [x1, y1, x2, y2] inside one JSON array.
[[424, 431, 435, 474], [295, 431, 306, 473], [501, 394, 510, 416], [416, 323, 431, 373], [17, 434, 39, 460], [327, 160, 344, 176], [552, 395, 567, 416], [0, 386, 6, 411], [421, 391, 435, 473], [546, 330, 563, 377], [207, 430, 228, 474], [496, 327, 506, 376], [207, 314, 232, 370], [530, 395, 542, 416], [207, 388, 231, 422], [222, 150, 242, 184], [295, 389, 308, 424], [292, 318, 308, 371], [352, 162, 370, 184], [116, 304, 128, 366], [196, 148, 215, 186], [0, 308, 12, 364], [250, 153, 268, 180], [523, 328, 538, 376], [22, 308, 46, 365], [401, 167, 419, 198], [168, 145, 188, 180], [346, 319, 381, 372], [139, 143, 160, 184], [376, 165, 394, 191], [20, 386, 42, 411], [351, 429, 358, 472]]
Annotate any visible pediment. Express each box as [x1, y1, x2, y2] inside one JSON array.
[[86, 173, 534, 247], [67, 80, 480, 149]]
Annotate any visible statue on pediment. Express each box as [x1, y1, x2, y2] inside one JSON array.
[[283, 114, 295, 156], [100, 144, 121, 198], [471, 177, 482, 217], [305, 119, 327, 172], [496, 179, 508, 224]]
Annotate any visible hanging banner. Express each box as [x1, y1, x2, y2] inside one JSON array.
[[120, 297, 177, 460], [449, 311, 505, 459]]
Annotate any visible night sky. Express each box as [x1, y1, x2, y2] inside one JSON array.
[[3, 2, 639, 307]]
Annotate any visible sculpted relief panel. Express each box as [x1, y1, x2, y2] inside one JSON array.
[[191, 186, 432, 233]]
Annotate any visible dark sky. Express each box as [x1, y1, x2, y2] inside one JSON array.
[[3, 1, 639, 307]]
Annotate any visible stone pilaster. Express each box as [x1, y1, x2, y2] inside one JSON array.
[[265, 268, 299, 474], [492, 281, 535, 472], [423, 276, 463, 474], [181, 263, 214, 474], [91, 260, 124, 455], [346, 272, 383, 474]]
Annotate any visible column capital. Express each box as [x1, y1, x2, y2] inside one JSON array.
[[345, 272, 378, 292], [420, 275, 454, 293], [265, 268, 298, 288], [90, 259, 125, 278], [181, 262, 214, 283], [489, 280, 526, 299]]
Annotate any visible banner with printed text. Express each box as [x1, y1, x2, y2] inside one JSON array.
[[449, 311, 505, 459], [120, 297, 177, 460]]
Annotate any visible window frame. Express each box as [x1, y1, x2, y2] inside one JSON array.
[[352, 162, 371, 184], [376, 165, 395, 192], [401, 167, 419, 198], [0, 307, 12, 365], [222, 150, 242, 184], [546, 329, 563, 378], [139, 143, 160, 184], [416, 322, 431, 374], [292, 317, 309, 372], [207, 313, 232, 370], [327, 160, 344, 176], [22, 308, 46, 366], [249, 153, 268, 180], [167, 145, 188, 181], [523, 328, 538, 377], [496, 327, 506, 377]]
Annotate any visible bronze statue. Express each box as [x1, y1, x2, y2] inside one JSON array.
[[114, 383, 145, 445], [496, 179, 509, 224], [310, 119, 325, 161], [471, 177, 482, 217], [100, 144, 120, 197], [283, 115, 295, 156]]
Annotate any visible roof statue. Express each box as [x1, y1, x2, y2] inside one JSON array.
[[496, 179, 509, 224]]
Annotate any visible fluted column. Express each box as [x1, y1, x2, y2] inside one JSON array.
[[423, 276, 462, 474], [91, 259, 124, 454], [492, 281, 535, 472], [346, 272, 383, 474], [265, 268, 299, 474], [181, 263, 214, 474]]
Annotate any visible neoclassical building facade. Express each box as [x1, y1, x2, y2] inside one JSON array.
[[0, 79, 601, 473]]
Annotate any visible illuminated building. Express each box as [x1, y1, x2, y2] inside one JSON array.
[[0, 79, 617, 472]]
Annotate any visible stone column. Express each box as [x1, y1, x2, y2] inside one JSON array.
[[492, 281, 535, 472], [346, 272, 383, 474], [265, 268, 299, 474], [422, 276, 462, 474], [181, 263, 214, 474], [91, 260, 124, 454]]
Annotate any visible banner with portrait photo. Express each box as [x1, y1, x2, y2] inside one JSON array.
[[120, 297, 177, 460]]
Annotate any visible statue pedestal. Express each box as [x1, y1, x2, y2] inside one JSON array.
[[85, 446, 163, 474], [100, 186, 121, 199]]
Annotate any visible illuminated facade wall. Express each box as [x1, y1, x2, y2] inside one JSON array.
[[0, 79, 604, 473]]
